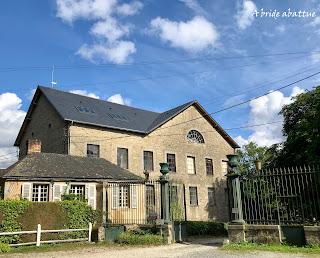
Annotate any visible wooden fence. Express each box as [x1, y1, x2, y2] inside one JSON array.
[[0, 223, 92, 247]]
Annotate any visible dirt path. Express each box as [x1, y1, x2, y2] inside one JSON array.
[[4, 241, 316, 258]]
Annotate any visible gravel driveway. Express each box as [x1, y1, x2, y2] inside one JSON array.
[[4, 240, 317, 258]]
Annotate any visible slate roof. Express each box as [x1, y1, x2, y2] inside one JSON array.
[[0, 169, 7, 178], [14, 86, 239, 148], [3, 153, 143, 182]]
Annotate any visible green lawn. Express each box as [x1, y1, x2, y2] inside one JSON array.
[[0, 242, 118, 255], [221, 243, 320, 254]]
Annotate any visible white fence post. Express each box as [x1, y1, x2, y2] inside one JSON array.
[[88, 223, 92, 243], [36, 224, 41, 247]]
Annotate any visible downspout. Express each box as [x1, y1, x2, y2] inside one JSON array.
[[67, 121, 74, 155]]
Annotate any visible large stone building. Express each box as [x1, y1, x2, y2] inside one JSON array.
[[10, 86, 238, 221]]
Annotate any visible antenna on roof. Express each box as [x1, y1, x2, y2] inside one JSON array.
[[51, 65, 57, 88]]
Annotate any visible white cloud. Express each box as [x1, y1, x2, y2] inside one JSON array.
[[235, 135, 249, 147], [56, 0, 141, 64], [27, 88, 36, 101], [90, 17, 130, 41], [236, 86, 305, 147], [56, 0, 117, 23], [117, 1, 143, 16], [310, 50, 320, 63], [179, 0, 207, 16], [235, 0, 257, 30], [0, 93, 26, 168], [150, 16, 219, 52], [276, 24, 286, 33], [77, 41, 136, 64], [107, 94, 131, 105], [69, 89, 100, 99], [310, 16, 320, 27]]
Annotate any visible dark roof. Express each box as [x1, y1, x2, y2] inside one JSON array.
[[14, 86, 239, 148], [39, 86, 160, 134], [0, 169, 7, 178], [3, 153, 143, 182]]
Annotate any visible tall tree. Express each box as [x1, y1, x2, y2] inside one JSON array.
[[236, 142, 270, 174], [276, 86, 320, 165]]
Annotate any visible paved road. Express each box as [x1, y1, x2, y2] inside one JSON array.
[[5, 240, 316, 258]]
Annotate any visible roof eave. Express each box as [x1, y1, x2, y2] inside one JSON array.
[[67, 119, 147, 135]]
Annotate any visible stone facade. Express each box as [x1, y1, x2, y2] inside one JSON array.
[[18, 95, 67, 158], [16, 95, 236, 222], [68, 105, 234, 221]]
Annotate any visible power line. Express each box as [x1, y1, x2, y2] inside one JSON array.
[[0, 50, 318, 72], [202, 64, 318, 107], [61, 54, 309, 88], [69, 121, 283, 143]]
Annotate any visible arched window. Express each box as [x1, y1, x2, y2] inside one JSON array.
[[187, 130, 205, 144]]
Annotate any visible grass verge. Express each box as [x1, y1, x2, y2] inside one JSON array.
[[0, 242, 116, 255], [221, 243, 320, 254]]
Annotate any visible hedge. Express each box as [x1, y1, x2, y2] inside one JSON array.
[[181, 221, 227, 236], [0, 200, 101, 244], [116, 231, 164, 245]]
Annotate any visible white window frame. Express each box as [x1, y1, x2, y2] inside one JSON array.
[[187, 156, 196, 174], [31, 184, 49, 202]]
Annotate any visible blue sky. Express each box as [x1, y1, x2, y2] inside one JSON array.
[[1, 0, 320, 167]]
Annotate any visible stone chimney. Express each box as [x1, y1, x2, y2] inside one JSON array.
[[27, 139, 42, 155]]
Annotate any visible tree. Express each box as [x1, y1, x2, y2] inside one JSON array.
[[236, 142, 270, 174], [272, 86, 320, 166]]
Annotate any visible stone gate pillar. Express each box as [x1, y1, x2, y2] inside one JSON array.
[[226, 154, 245, 224]]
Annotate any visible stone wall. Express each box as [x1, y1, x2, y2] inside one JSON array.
[[228, 223, 281, 244], [18, 94, 67, 158], [304, 226, 320, 245]]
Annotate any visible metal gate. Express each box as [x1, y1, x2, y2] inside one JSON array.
[[238, 165, 320, 225]]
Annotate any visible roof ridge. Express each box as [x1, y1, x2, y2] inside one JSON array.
[[38, 85, 160, 114]]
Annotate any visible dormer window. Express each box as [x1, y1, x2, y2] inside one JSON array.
[[187, 130, 205, 144]]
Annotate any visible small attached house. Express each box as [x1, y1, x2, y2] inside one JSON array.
[[1, 139, 150, 223]]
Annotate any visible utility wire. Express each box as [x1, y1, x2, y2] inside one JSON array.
[[69, 121, 283, 143], [0, 50, 318, 72]]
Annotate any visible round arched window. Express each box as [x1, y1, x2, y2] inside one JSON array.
[[187, 130, 205, 144]]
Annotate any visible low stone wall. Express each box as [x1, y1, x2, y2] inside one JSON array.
[[229, 224, 320, 245], [246, 225, 281, 244], [228, 223, 281, 244], [304, 226, 320, 245]]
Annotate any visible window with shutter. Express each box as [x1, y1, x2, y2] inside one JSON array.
[[87, 184, 96, 209], [117, 148, 128, 169], [112, 184, 119, 209], [130, 185, 137, 209], [53, 185, 61, 201], [22, 183, 32, 201]]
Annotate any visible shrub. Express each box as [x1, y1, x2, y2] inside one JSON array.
[[183, 221, 227, 236], [0, 200, 30, 243], [117, 231, 164, 245], [0, 242, 11, 253], [59, 200, 101, 239], [0, 200, 101, 244]]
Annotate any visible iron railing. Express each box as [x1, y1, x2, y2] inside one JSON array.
[[239, 165, 320, 225], [106, 180, 161, 225]]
